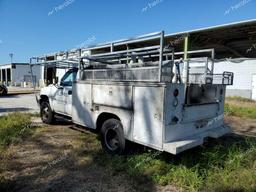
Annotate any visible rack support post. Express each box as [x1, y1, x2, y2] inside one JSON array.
[[158, 31, 164, 82]]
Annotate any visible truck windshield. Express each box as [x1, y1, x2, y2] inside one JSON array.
[[60, 69, 78, 86]]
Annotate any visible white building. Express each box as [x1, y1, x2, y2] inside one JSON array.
[[214, 59, 256, 100], [0, 63, 42, 87]]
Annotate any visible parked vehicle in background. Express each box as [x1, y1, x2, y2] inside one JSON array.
[[32, 32, 234, 155], [0, 85, 8, 96]]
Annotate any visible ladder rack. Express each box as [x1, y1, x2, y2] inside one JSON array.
[[29, 31, 233, 85]]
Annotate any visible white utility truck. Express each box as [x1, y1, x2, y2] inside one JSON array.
[[31, 32, 233, 155]]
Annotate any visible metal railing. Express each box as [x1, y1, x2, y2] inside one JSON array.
[[188, 72, 233, 85], [29, 30, 233, 85], [80, 31, 168, 82]]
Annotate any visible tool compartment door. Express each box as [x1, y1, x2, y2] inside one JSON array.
[[72, 82, 94, 128], [133, 86, 164, 149]]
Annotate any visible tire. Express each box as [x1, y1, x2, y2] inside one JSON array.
[[100, 118, 126, 155], [2, 89, 7, 95], [0, 86, 7, 96], [40, 101, 55, 124]]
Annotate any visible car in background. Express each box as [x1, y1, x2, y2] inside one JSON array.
[[0, 85, 8, 96]]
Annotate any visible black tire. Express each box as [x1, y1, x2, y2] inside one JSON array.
[[100, 118, 126, 155], [2, 89, 7, 95], [1, 89, 7, 96], [40, 101, 55, 124], [0, 86, 7, 96]]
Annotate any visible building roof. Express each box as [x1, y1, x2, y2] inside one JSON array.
[[165, 19, 256, 58], [40, 19, 256, 59], [0, 63, 29, 67]]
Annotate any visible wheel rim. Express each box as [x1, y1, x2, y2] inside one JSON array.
[[42, 106, 49, 122], [105, 127, 119, 151]]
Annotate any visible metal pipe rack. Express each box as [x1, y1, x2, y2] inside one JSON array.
[[29, 30, 233, 85]]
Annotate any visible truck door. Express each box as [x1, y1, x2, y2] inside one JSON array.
[[64, 85, 74, 116], [54, 68, 77, 116], [52, 86, 65, 113]]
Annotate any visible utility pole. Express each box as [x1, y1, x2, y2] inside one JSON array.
[[9, 53, 14, 63]]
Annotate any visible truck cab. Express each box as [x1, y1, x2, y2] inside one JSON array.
[[39, 68, 78, 123]]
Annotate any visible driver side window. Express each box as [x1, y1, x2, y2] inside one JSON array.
[[60, 70, 77, 86]]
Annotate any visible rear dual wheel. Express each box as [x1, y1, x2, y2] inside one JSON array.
[[100, 119, 126, 155]]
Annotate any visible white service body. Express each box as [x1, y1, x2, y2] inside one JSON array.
[[39, 68, 229, 155]]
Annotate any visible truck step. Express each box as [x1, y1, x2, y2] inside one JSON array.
[[163, 137, 204, 155], [163, 126, 230, 154]]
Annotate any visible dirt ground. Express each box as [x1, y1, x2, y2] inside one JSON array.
[[0, 116, 255, 192], [225, 116, 256, 137], [0, 119, 178, 192]]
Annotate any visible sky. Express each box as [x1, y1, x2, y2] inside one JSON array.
[[0, 0, 255, 64]]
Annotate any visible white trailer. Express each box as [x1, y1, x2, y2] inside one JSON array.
[[32, 32, 233, 155]]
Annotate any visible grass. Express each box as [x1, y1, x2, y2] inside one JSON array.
[[90, 96, 256, 191], [0, 113, 33, 148], [0, 112, 38, 191], [225, 103, 256, 119], [1, 104, 255, 191], [92, 136, 256, 191], [226, 96, 256, 103], [225, 96, 256, 119]]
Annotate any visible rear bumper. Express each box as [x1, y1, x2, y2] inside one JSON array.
[[163, 125, 230, 155]]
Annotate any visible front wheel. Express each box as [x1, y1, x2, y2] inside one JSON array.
[[100, 119, 126, 155], [40, 101, 55, 124]]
